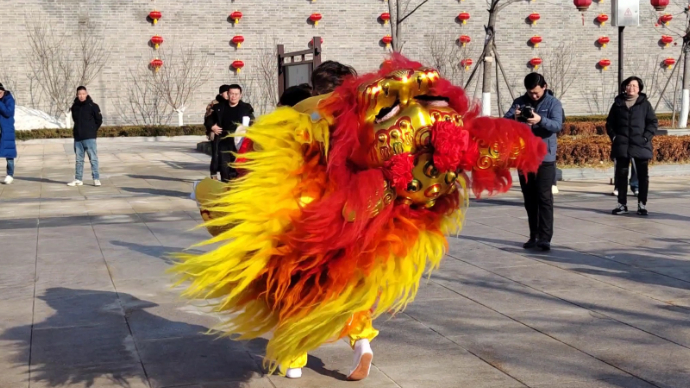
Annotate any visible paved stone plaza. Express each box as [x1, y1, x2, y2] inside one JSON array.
[[1, 138, 689, 388]]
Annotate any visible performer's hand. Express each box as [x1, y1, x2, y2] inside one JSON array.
[[526, 112, 542, 125], [514, 108, 522, 120], [212, 125, 222, 135]]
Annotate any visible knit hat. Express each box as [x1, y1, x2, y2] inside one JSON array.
[[0, 83, 5, 91]]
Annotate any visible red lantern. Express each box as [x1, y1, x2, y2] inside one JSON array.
[[230, 11, 243, 24], [664, 57, 676, 69], [661, 35, 674, 48], [232, 35, 245, 48], [460, 58, 473, 71], [530, 36, 542, 48], [598, 36, 610, 48], [528, 13, 541, 25], [458, 12, 470, 25], [597, 14, 609, 26], [310, 13, 323, 26], [382, 35, 393, 48], [599, 59, 611, 71], [529, 57, 542, 70], [660, 14, 673, 25], [150, 35, 164, 50], [232, 60, 245, 73], [459, 35, 471, 47], [651, 0, 670, 11], [573, 0, 593, 12], [150, 58, 163, 72], [309, 37, 324, 47], [149, 10, 162, 25], [380, 12, 391, 24]]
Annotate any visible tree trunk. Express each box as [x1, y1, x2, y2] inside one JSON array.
[[481, 11, 497, 117], [64, 111, 71, 129], [680, 46, 690, 128]]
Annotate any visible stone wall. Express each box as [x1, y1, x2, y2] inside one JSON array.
[[0, 0, 685, 126]]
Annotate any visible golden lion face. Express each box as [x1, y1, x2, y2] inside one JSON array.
[[354, 68, 465, 207]]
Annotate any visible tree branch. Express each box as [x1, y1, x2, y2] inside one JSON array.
[[398, 0, 430, 25]]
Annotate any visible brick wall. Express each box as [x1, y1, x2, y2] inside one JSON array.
[[0, 0, 685, 126]]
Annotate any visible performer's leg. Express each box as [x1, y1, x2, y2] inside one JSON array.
[[343, 311, 378, 381], [284, 353, 307, 379]]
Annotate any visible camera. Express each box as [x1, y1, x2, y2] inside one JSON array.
[[519, 105, 534, 120]]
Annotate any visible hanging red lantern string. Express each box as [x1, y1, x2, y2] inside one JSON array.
[[651, 0, 670, 12], [528, 13, 541, 25], [382, 35, 393, 48], [659, 14, 673, 26], [150, 58, 163, 72], [529, 36, 542, 48], [664, 57, 676, 69], [573, 0, 593, 12], [459, 35, 471, 47], [232, 60, 245, 73], [661, 35, 674, 48], [151, 35, 164, 50], [598, 59, 611, 71], [598, 36, 610, 48], [230, 11, 243, 24], [458, 12, 470, 25], [597, 14, 609, 26], [460, 58, 473, 71], [380, 12, 391, 24], [149, 10, 162, 25], [529, 57, 542, 70], [309, 13, 323, 26], [232, 36, 245, 48]]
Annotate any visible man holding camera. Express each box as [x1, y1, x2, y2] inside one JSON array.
[[505, 73, 563, 251]]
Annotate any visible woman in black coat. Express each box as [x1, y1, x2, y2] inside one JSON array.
[[606, 76, 658, 216]]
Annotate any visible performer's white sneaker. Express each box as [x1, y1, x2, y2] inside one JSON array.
[[285, 368, 302, 379], [347, 339, 373, 381]]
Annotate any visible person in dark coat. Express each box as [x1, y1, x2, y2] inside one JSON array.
[[505, 73, 564, 251], [606, 76, 657, 216], [204, 84, 230, 180], [208, 84, 254, 182], [0, 83, 16, 185], [68, 86, 103, 187]]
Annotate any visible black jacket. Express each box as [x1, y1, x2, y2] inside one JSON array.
[[605, 93, 658, 160], [71, 96, 103, 141], [213, 100, 254, 146], [204, 94, 226, 133]]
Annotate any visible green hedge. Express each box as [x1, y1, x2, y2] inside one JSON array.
[[16, 125, 206, 140], [557, 135, 690, 167]]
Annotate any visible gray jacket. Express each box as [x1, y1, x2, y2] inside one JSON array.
[[504, 90, 563, 163]]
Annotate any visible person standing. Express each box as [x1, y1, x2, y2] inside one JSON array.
[[68, 86, 103, 187], [209, 84, 254, 182], [204, 84, 230, 180], [505, 73, 563, 251], [606, 76, 657, 216], [0, 83, 16, 184]]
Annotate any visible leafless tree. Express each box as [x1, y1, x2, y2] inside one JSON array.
[[540, 43, 580, 100], [424, 32, 478, 89], [0, 61, 19, 103], [24, 17, 110, 126], [155, 45, 211, 126], [581, 72, 619, 115], [388, 0, 431, 52], [114, 66, 173, 126]]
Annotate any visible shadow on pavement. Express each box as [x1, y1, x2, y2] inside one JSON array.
[[120, 187, 189, 198], [0, 288, 281, 387]]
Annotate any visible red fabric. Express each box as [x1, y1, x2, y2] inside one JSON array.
[[431, 121, 470, 173], [383, 153, 414, 190], [235, 138, 253, 177]]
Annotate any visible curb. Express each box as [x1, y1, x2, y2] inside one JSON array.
[[18, 135, 206, 145]]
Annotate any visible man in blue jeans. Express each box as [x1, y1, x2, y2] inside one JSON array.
[[0, 83, 16, 185], [68, 86, 102, 187]]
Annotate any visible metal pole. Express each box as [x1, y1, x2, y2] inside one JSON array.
[[618, 26, 625, 94]]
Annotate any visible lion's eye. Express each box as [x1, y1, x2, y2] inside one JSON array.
[[375, 99, 400, 124], [415, 95, 450, 107]]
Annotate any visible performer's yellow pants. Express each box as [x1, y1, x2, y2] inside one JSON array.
[[288, 311, 379, 369]]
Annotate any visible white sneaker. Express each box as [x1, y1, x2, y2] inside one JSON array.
[[347, 339, 373, 381], [285, 368, 302, 379], [551, 185, 559, 194], [93, 179, 101, 187], [2, 176, 13, 184], [67, 180, 83, 187]]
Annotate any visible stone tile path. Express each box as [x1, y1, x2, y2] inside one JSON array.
[[1, 139, 689, 388]]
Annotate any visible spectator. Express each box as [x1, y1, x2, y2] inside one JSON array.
[[278, 84, 312, 107], [209, 84, 254, 182], [311, 61, 357, 96], [606, 76, 657, 216], [205, 84, 230, 180], [0, 83, 16, 185], [68, 86, 102, 187], [505, 73, 563, 251]]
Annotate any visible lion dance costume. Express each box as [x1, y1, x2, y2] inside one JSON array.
[[170, 55, 546, 380]]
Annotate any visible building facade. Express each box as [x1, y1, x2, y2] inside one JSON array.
[[0, 0, 685, 127]]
